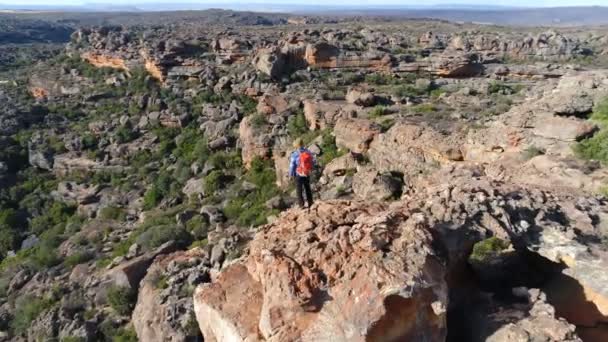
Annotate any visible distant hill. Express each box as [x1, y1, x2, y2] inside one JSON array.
[[1, 3, 608, 26], [335, 6, 608, 26]]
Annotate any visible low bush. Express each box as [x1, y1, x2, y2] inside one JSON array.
[[574, 98, 608, 164], [99, 206, 126, 221], [287, 110, 309, 138], [224, 157, 280, 227], [469, 237, 510, 262], [135, 224, 192, 251], [114, 125, 139, 144], [64, 251, 93, 268], [250, 114, 267, 129], [369, 105, 388, 118], [522, 146, 545, 160], [11, 295, 56, 334], [107, 285, 137, 316], [318, 131, 345, 166]]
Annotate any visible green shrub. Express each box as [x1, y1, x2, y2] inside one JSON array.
[[114, 125, 139, 144], [365, 73, 397, 86], [186, 216, 208, 240], [207, 151, 242, 170], [64, 251, 93, 268], [10, 295, 56, 334], [135, 224, 192, 251], [61, 337, 86, 342], [369, 105, 388, 118], [223, 157, 280, 227], [574, 130, 608, 164], [488, 81, 520, 95], [250, 114, 267, 128], [237, 95, 258, 115], [107, 285, 137, 316], [142, 172, 175, 210], [30, 243, 61, 269], [0, 227, 17, 258], [99, 206, 126, 221], [203, 170, 224, 194], [30, 201, 76, 235], [412, 103, 437, 114], [522, 146, 545, 160], [173, 127, 209, 164], [114, 327, 138, 342], [378, 119, 395, 133], [469, 237, 510, 262], [150, 272, 169, 289], [318, 131, 345, 166], [287, 110, 309, 138], [575, 99, 608, 164], [393, 84, 426, 98], [0, 208, 19, 228]]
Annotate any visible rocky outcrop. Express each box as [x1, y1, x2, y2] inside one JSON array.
[[82, 52, 129, 71], [239, 116, 272, 168], [253, 47, 286, 79], [303, 99, 356, 130], [345, 86, 376, 107], [132, 248, 209, 342], [369, 122, 464, 176], [194, 201, 449, 341], [334, 118, 381, 153]]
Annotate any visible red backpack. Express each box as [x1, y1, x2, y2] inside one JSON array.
[[297, 150, 314, 176]]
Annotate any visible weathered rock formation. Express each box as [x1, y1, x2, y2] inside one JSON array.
[[194, 201, 448, 341]]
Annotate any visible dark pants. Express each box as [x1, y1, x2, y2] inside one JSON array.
[[295, 176, 313, 208]]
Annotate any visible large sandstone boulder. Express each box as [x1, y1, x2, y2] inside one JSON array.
[[303, 100, 355, 130], [345, 87, 376, 107], [352, 169, 403, 201], [239, 116, 273, 169], [132, 249, 210, 342], [253, 47, 286, 79], [369, 122, 464, 176], [334, 118, 381, 153], [194, 201, 449, 342]]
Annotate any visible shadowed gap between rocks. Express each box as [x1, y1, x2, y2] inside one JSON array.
[[446, 243, 608, 342]]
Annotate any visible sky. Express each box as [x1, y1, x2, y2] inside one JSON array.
[[6, 0, 608, 7]]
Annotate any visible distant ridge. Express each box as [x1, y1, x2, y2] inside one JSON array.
[[0, 3, 608, 26]]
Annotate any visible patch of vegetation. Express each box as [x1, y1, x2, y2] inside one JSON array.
[[365, 73, 398, 86], [378, 119, 395, 133], [99, 206, 126, 221], [412, 103, 438, 114], [393, 84, 427, 98], [522, 146, 545, 160], [150, 272, 169, 289], [142, 171, 177, 210], [114, 125, 139, 144], [318, 131, 345, 166], [469, 237, 510, 263], [10, 295, 57, 334], [574, 98, 608, 164], [250, 113, 268, 129], [224, 157, 280, 227], [64, 251, 93, 268], [369, 105, 388, 118], [107, 285, 137, 316]]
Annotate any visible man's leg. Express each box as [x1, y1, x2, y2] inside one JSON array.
[[295, 176, 305, 207], [303, 177, 314, 207]]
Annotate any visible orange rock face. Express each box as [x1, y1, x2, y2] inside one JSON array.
[[145, 59, 165, 82], [304, 43, 392, 71], [82, 52, 129, 71], [29, 87, 49, 100], [194, 201, 448, 342]]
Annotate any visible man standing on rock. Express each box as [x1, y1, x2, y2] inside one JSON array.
[[289, 138, 316, 208]]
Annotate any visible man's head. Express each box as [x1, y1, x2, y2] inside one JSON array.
[[293, 138, 303, 149]]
